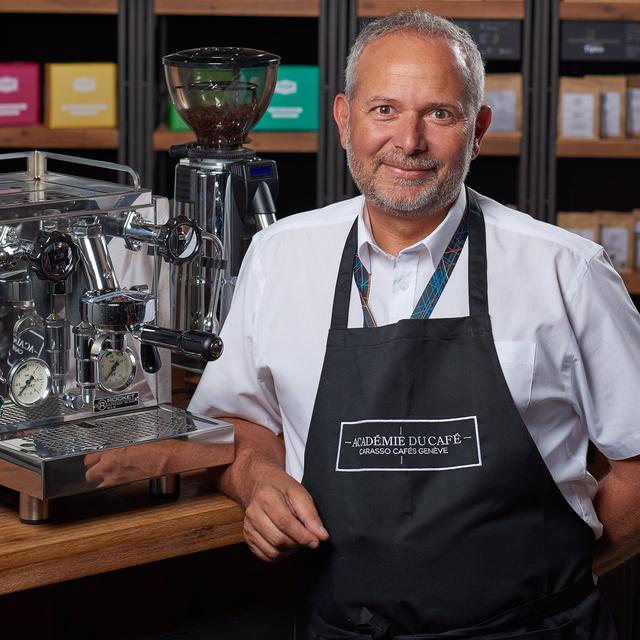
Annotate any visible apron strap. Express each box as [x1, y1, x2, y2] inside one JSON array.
[[329, 186, 489, 331], [330, 217, 359, 331], [466, 187, 489, 317]]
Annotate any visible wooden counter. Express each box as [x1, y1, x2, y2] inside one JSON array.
[[0, 472, 244, 595]]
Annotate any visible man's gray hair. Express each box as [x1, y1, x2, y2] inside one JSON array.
[[344, 9, 485, 114]]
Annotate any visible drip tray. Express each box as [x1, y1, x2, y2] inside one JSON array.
[[0, 405, 234, 499]]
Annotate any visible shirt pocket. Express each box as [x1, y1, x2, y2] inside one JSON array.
[[494, 340, 536, 416]]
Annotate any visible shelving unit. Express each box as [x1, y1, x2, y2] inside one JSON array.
[[154, 0, 320, 17], [357, 0, 525, 19], [481, 134, 522, 157], [559, 2, 640, 22], [548, 1, 640, 302], [0, 125, 119, 150], [153, 126, 318, 153], [0, 0, 117, 14], [0, 0, 124, 168], [556, 139, 640, 159], [151, 0, 325, 215]]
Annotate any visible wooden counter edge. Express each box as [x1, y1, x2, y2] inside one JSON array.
[[0, 478, 245, 595]]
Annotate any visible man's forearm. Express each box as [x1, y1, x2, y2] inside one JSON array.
[[211, 417, 286, 508], [593, 456, 640, 575]]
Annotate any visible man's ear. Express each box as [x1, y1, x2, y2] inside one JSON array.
[[333, 93, 349, 150], [471, 105, 492, 160]]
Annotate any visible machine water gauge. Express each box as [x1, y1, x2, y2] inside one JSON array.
[[97, 347, 137, 393], [8, 357, 52, 407]]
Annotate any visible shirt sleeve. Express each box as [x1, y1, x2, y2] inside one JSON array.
[[188, 236, 283, 435], [568, 248, 640, 460]]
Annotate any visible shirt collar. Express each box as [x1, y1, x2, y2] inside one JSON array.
[[356, 187, 467, 272]]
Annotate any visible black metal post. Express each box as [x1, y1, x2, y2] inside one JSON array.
[[518, 0, 534, 214]]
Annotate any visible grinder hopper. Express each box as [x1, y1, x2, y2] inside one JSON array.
[[164, 47, 280, 149]]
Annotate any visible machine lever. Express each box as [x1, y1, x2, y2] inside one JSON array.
[[138, 324, 223, 361]]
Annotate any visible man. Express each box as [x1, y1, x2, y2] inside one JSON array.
[[189, 10, 640, 639]]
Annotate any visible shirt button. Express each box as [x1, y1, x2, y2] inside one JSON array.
[[398, 281, 409, 291]]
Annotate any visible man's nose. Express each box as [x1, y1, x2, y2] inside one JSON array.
[[393, 113, 427, 155]]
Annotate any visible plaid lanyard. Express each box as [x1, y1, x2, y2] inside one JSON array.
[[353, 211, 469, 328]]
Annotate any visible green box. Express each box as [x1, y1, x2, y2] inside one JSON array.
[[167, 65, 320, 133], [253, 65, 320, 132], [167, 101, 190, 132]]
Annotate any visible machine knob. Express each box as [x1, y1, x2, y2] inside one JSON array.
[[30, 231, 78, 282], [168, 144, 190, 160], [181, 330, 224, 361], [157, 216, 202, 264]]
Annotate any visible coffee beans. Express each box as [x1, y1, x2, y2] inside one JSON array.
[[183, 104, 256, 148]]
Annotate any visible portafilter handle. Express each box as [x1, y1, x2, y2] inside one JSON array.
[[137, 324, 223, 361]]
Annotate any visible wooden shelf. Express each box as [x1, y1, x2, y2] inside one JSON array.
[[0, 472, 243, 595], [153, 126, 318, 153], [559, 3, 640, 22], [0, 125, 119, 150], [357, 1, 525, 19], [0, 0, 117, 14], [556, 138, 640, 159], [622, 272, 640, 296], [155, 0, 320, 17], [481, 133, 521, 156], [154, 127, 515, 156]]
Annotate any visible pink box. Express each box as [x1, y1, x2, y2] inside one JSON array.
[[0, 63, 40, 126]]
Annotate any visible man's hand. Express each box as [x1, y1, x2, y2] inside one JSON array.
[[593, 453, 640, 575], [208, 417, 330, 563], [243, 462, 329, 563]]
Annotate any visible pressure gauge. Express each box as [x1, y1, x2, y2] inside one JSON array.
[[97, 348, 137, 393], [8, 358, 52, 407]]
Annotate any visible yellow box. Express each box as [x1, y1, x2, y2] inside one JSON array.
[[45, 63, 117, 128]]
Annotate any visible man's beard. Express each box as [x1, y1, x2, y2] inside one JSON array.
[[345, 122, 474, 218]]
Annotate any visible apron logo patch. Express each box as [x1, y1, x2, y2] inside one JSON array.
[[336, 417, 482, 472]]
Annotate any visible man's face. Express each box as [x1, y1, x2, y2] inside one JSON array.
[[334, 32, 491, 218]]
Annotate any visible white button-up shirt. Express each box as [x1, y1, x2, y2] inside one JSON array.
[[190, 188, 640, 537]]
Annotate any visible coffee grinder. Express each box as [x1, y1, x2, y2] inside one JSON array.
[[163, 47, 280, 344]]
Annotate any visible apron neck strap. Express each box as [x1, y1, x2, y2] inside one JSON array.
[[330, 217, 359, 330], [329, 186, 489, 331], [466, 187, 489, 317]]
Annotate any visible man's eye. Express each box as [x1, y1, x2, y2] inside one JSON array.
[[433, 109, 452, 120], [375, 105, 393, 115]]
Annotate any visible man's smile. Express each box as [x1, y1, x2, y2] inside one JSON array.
[[381, 163, 435, 179]]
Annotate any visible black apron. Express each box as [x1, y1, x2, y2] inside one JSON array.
[[296, 189, 617, 639]]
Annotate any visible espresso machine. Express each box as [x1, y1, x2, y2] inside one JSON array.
[[163, 47, 280, 341], [0, 151, 233, 523]]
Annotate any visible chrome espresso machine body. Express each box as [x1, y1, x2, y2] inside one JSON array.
[[163, 47, 280, 339], [0, 151, 233, 523]]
